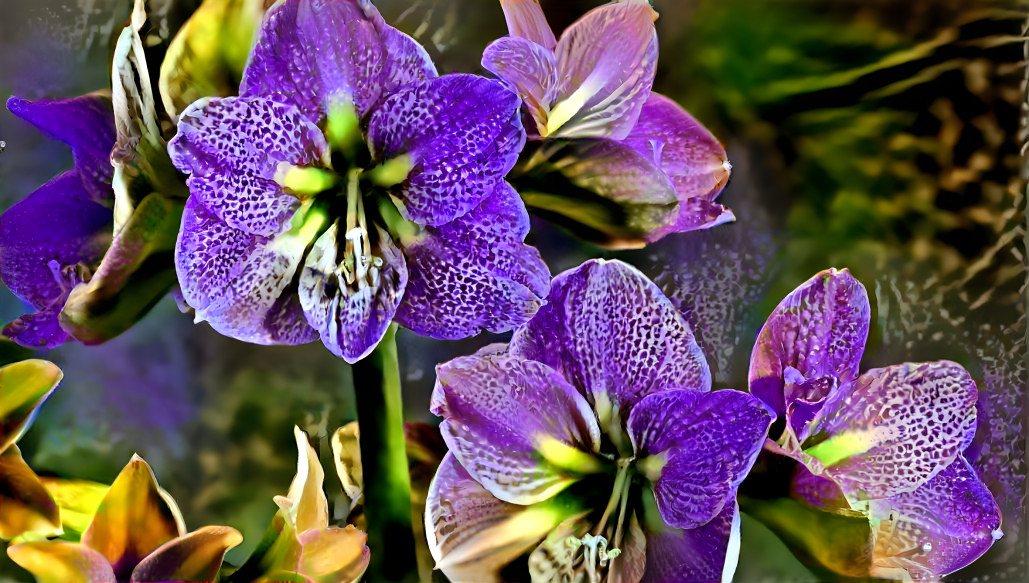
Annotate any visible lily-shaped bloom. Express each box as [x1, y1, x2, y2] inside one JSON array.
[[169, 0, 549, 362], [8, 454, 242, 583], [425, 259, 772, 582], [230, 426, 370, 583], [0, 359, 64, 540], [0, 94, 115, 348], [483, 0, 733, 248], [748, 268, 1002, 580]]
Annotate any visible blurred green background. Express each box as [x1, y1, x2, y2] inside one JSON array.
[[0, 0, 1024, 580]]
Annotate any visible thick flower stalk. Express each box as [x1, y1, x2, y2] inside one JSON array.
[[169, 0, 550, 362], [425, 259, 772, 582], [484, 0, 733, 248], [0, 95, 116, 348], [8, 454, 242, 583], [748, 268, 1002, 580]]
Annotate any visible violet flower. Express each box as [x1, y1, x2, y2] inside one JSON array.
[[168, 0, 549, 362], [0, 94, 115, 348], [425, 259, 771, 582], [749, 268, 1002, 579], [483, 0, 733, 248]]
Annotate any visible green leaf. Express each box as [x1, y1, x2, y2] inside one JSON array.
[[59, 194, 184, 345], [0, 360, 62, 453], [739, 495, 874, 579]]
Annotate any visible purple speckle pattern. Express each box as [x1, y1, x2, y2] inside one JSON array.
[[240, 0, 436, 122], [394, 181, 549, 340], [868, 457, 1002, 579], [427, 260, 767, 581], [169, 96, 328, 237], [509, 259, 711, 411], [432, 354, 600, 505], [169, 0, 547, 357], [175, 197, 316, 345], [749, 268, 870, 422], [628, 389, 772, 529], [367, 74, 526, 227], [816, 360, 979, 501]]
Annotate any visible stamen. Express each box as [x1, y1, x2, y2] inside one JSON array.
[[339, 168, 380, 291]]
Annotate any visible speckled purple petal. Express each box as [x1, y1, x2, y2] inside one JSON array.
[[1, 171, 112, 347], [749, 268, 870, 421], [509, 259, 711, 411], [642, 498, 740, 583], [499, 0, 556, 50], [813, 361, 979, 501], [425, 453, 570, 583], [7, 94, 115, 201], [298, 223, 408, 363], [366, 74, 525, 226], [628, 390, 771, 529], [394, 181, 549, 340], [548, 1, 657, 139], [622, 92, 734, 239], [240, 0, 436, 122], [481, 36, 558, 136], [175, 197, 317, 345], [431, 354, 601, 504], [169, 96, 328, 237], [867, 456, 1002, 580]]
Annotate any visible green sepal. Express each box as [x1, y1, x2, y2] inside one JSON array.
[[510, 140, 679, 250], [60, 194, 185, 345]]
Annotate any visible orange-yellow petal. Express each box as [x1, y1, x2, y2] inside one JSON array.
[[130, 525, 244, 582], [0, 445, 61, 539], [7, 541, 116, 583], [0, 359, 62, 453]]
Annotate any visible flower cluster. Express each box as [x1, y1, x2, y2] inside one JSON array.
[[426, 260, 772, 581], [748, 269, 1002, 580]]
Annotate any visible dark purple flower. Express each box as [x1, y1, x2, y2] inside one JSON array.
[[750, 268, 1003, 579], [168, 0, 549, 363], [425, 259, 772, 582], [0, 94, 115, 348], [482, 0, 733, 248]]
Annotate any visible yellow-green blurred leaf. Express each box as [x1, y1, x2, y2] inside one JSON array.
[[7, 541, 116, 583], [331, 423, 363, 512], [0, 360, 63, 453], [81, 454, 185, 579], [40, 478, 110, 540], [297, 525, 369, 583], [130, 525, 244, 582], [0, 445, 61, 540], [159, 0, 265, 117], [740, 495, 873, 578]]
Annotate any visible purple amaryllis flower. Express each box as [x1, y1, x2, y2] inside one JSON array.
[[749, 268, 1002, 579], [0, 94, 115, 348], [425, 259, 772, 582], [168, 0, 549, 362], [483, 0, 733, 248]]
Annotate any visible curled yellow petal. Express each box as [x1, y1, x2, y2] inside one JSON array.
[[0, 445, 61, 539], [81, 454, 185, 580], [0, 359, 63, 453], [7, 541, 116, 583], [298, 525, 370, 583], [130, 525, 244, 582]]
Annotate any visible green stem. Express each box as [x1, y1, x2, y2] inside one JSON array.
[[352, 324, 418, 582]]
